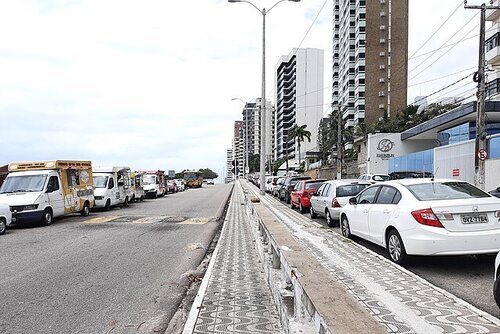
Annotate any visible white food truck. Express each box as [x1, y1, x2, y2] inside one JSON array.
[[0, 160, 95, 226], [139, 170, 166, 198], [92, 167, 134, 210], [131, 172, 146, 202]]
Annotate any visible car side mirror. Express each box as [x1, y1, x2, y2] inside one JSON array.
[[497, 187, 500, 192], [349, 197, 357, 205]]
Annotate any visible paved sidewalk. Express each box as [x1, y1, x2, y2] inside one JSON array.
[[188, 185, 282, 333]]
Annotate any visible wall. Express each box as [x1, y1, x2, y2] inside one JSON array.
[[434, 139, 475, 183], [485, 158, 500, 192]]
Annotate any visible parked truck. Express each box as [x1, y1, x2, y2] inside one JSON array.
[[0, 160, 95, 226], [139, 170, 166, 198], [131, 172, 146, 202], [92, 167, 134, 210]]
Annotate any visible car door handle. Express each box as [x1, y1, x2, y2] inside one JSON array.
[[363, 209, 369, 213], [383, 209, 390, 214]]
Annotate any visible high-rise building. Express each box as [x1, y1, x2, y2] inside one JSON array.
[[275, 48, 324, 162], [232, 121, 244, 178], [332, 0, 408, 128], [225, 148, 233, 183], [486, 4, 500, 100]]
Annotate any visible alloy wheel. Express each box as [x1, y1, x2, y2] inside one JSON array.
[[388, 234, 402, 262]]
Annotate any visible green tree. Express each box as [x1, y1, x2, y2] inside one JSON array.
[[272, 157, 285, 176], [248, 154, 260, 173], [198, 168, 218, 179], [288, 124, 311, 165]]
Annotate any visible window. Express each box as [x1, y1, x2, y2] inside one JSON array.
[[47, 176, 60, 192], [67, 169, 80, 187], [336, 184, 368, 197], [357, 186, 380, 204], [406, 182, 489, 201], [322, 184, 332, 197], [376, 186, 400, 204], [108, 177, 115, 189]]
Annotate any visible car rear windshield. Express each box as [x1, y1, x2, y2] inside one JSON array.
[[305, 182, 324, 190], [336, 184, 368, 197], [406, 182, 491, 201], [373, 175, 390, 181]]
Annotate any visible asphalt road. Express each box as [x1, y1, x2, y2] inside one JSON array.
[[0, 184, 233, 334], [262, 186, 500, 319]]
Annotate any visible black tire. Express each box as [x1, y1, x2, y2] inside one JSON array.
[[326, 210, 335, 227], [41, 208, 53, 226], [286, 194, 291, 204], [153, 192, 157, 199], [123, 197, 129, 207], [476, 254, 496, 263], [494, 275, 500, 308], [290, 200, 295, 209], [140, 196, 144, 202], [0, 218, 6, 235], [310, 206, 317, 219], [131, 194, 135, 202], [387, 230, 408, 265], [299, 202, 305, 214], [104, 199, 111, 211], [341, 216, 351, 239], [80, 202, 90, 216]]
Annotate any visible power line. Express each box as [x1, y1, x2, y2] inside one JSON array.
[[409, 12, 478, 75], [409, 15, 479, 81], [409, 0, 463, 59], [412, 73, 473, 105], [409, 67, 476, 87]]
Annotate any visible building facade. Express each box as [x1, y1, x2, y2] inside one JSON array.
[[487, 3, 500, 100], [225, 148, 233, 183], [332, 0, 408, 129], [232, 121, 244, 179], [275, 48, 324, 162]]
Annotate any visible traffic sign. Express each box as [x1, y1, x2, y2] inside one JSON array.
[[478, 149, 488, 161]]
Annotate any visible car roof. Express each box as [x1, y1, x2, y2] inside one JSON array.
[[325, 179, 371, 186], [384, 178, 466, 186], [302, 179, 326, 183]]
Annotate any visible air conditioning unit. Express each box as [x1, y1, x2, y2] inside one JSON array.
[[380, 38, 386, 44], [380, 12, 386, 17], [379, 91, 385, 97], [379, 64, 386, 70], [380, 0, 386, 4], [379, 51, 386, 57], [379, 78, 385, 83], [380, 25, 386, 31], [379, 104, 385, 109]]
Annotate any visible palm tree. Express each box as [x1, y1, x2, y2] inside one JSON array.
[[289, 124, 311, 166]]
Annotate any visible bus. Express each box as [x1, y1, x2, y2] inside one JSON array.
[[183, 171, 203, 188]]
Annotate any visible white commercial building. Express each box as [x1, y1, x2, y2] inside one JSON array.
[[486, 3, 500, 100], [274, 48, 324, 162]]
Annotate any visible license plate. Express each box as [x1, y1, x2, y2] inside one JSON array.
[[460, 214, 489, 224]]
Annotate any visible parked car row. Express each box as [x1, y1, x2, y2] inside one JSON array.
[[0, 160, 189, 232], [261, 174, 500, 309]]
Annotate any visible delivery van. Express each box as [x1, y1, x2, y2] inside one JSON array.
[[93, 167, 134, 210], [0, 160, 95, 226], [139, 170, 166, 198]]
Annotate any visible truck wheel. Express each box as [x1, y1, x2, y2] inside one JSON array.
[[0, 218, 6, 235], [140, 196, 144, 202], [123, 197, 129, 207], [104, 199, 111, 211], [41, 209, 53, 226], [80, 202, 90, 216]]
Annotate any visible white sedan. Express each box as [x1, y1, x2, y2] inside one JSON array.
[[340, 178, 500, 265], [0, 203, 12, 235], [495, 252, 500, 308]]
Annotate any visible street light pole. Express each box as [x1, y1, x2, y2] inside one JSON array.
[[228, 0, 300, 195]]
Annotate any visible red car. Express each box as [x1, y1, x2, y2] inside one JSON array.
[[290, 179, 326, 213]]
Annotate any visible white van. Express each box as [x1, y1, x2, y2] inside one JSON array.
[[139, 170, 166, 198], [0, 160, 95, 226], [93, 167, 134, 210]]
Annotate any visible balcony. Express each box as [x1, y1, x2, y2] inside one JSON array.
[[486, 46, 500, 66]]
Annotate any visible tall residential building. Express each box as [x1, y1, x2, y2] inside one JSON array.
[[225, 148, 233, 183], [486, 4, 500, 100], [275, 48, 324, 162], [232, 121, 244, 178], [333, 0, 408, 128]]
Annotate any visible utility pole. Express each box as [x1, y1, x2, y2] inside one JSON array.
[[464, 1, 500, 190]]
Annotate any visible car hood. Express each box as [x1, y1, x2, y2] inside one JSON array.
[[93, 188, 107, 196], [0, 192, 42, 206]]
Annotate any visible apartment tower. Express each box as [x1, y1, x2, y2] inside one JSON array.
[[275, 48, 324, 161], [333, 0, 408, 128]]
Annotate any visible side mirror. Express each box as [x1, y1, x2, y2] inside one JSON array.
[[349, 197, 357, 205], [497, 187, 500, 192]]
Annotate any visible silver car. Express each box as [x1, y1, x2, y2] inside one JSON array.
[[310, 179, 370, 227]]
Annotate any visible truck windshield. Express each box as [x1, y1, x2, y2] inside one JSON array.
[[93, 176, 109, 188], [143, 175, 156, 185], [0, 175, 48, 193]]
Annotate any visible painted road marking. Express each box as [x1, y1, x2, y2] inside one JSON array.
[[82, 216, 121, 224], [178, 217, 214, 225]]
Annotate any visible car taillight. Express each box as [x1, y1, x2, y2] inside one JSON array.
[[495, 211, 500, 218], [332, 198, 341, 208], [411, 208, 444, 228]]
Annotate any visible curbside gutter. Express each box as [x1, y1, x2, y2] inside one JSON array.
[[242, 182, 388, 334]]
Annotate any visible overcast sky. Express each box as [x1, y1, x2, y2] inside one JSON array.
[[0, 0, 481, 181]]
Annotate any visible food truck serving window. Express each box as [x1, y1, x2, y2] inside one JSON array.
[[67, 169, 80, 187]]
